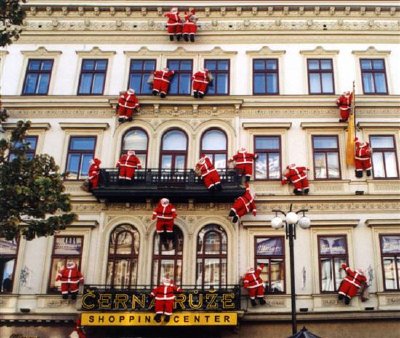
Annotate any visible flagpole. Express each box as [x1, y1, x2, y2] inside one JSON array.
[[352, 81, 356, 137]]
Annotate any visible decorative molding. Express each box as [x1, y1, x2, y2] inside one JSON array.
[[2, 122, 51, 131], [21, 46, 62, 57], [67, 220, 99, 228], [199, 47, 238, 56], [366, 219, 400, 228], [242, 122, 291, 130], [358, 122, 400, 129], [76, 47, 116, 57], [300, 46, 339, 56], [352, 46, 391, 56], [309, 219, 359, 228], [301, 122, 347, 130], [124, 47, 161, 57], [59, 122, 109, 130]]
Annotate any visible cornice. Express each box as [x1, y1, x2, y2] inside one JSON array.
[[358, 122, 400, 129], [2, 122, 51, 130], [246, 46, 286, 57], [242, 219, 359, 228], [242, 122, 292, 130], [59, 122, 109, 130], [352, 46, 392, 56], [21, 46, 62, 57], [366, 219, 400, 227], [301, 122, 347, 130], [76, 47, 116, 57], [300, 45, 339, 56]]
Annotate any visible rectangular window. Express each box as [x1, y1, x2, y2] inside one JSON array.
[[65, 136, 96, 180], [307, 59, 334, 94], [204, 59, 230, 95], [0, 238, 19, 293], [253, 59, 279, 95], [9, 135, 38, 161], [49, 236, 83, 292], [318, 235, 348, 292], [312, 135, 341, 180], [380, 235, 400, 291], [22, 59, 53, 95], [254, 236, 285, 294], [78, 59, 108, 95], [254, 136, 281, 180], [360, 59, 388, 94], [370, 135, 399, 179], [167, 59, 193, 95], [128, 59, 156, 95]]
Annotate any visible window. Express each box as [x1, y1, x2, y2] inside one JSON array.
[[312, 135, 341, 180], [160, 129, 188, 171], [196, 225, 227, 288], [253, 59, 279, 95], [0, 238, 19, 293], [107, 225, 140, 288], [370, 135, 398, 179], [9, 135, 38, 161], [152, 227, 183, 287], [22, 59, 53, 95], [167, 59, 192, 95], [200, 129, 227, 169], [128, 59, 156, 95], [318, 235, 348, 292], [78, 59, 108, 95], [254, 236, 285, 294], [380, 235, 400, 291], [121, 128, 149, 168], [254, 136, 281, 180], [65, 136, 96, 180], [307, 59, 334, 94], [360, 59, 388, 94], [204, 59, 229, 95], [49, 236, 83, 292]]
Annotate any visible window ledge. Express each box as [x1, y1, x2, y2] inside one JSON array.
[[242, 122, 292, 130], [358, 122, 400, 129], [2, 122, 51, 131], [59, 122, 109, 130], [301, 122, 347, 130], [366, 219, 400, 227]]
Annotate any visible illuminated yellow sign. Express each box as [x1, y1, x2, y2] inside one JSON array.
[[81, 312, 237, 326]]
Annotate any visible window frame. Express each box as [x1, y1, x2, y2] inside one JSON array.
[[8, 135, 38, 161], [166, 59, 193, 96], [0, 237, 20, 294], [159, 128, 188, 171], [254, 135, 282, 181], [120, 128, 149, 169], [307, 58, 335, 95], [127, 59, 157, 95], [379, 234, 400, 291], [77, 58, 108, 95], [317, 234, 348, 293], [369, 134, 399, 179], [312, 135, 342, 180], [200, 128, 228, 170], [21, 59, 54, 96], [65, 135, 97, 180], [360, 58, 389, 95], [204, 59, 230, 96], [252, 58, 280, 95]]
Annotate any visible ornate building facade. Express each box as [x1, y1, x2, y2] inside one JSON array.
[[0, 1, 399, 337]]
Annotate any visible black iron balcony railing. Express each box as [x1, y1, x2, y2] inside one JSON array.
[[92, 168, 246, 203]]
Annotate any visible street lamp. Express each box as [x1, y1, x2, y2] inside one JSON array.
[[271, 204, 311, 335]]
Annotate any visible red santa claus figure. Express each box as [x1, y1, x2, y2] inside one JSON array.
[[354, 137, 372, 178], [243, 264, 266, 307], [152, 68, 175, 98], [281, 164, 310, 195], [183, 8, 198, 42], [116, 88, 140, 123], [338, 263, 367, 305], [229, 147, 258, 182], [88, 158, 101, 190], [56, 260, 84, 300], [164, 7, 183, 41], [192, 68, 212, 98], [336, 91, 353, 123], [152, 198, 177, 250], [116, 150, 142, 182], [151, 277, 182, 323], [195, 154, 222, 191], [229, 183, 256, 224], [69, 318, 86, 338]]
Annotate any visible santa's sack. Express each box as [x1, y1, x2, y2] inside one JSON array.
[[360, 282, 370, 302], [69, 331, 79, 338], [147, 74, 154, 84]]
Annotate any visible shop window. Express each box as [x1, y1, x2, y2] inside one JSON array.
[[121, 128, 149, 169], [106, 225, 140, 288], [200, 129, 227, 169], [254, 136, 281, 180], [318, 235, 348, 292], [65, 136, 96, 180], [370, 135, 399, 179], [78, 59, 108, 95], [254, 236, 285, 294], [312, 135, 341, 180], [160, 129, 188, 171], [167, 59, 192, 95], [380, 234, 400, 291], [22, 59, 53, 95], [307, 59, 334, 94], [360, 59, 388, 94], [128, 59, 156, 95], [196, 225, 227, 288], [253, 59, 279, 95], [0, 238, 19, 293], [204, 59, 229, 95]]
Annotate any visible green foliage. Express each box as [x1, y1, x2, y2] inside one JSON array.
[[0, 119, 77, 240], [0, 0, 26, 47]]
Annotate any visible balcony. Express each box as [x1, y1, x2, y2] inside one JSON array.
[[92, 168, 246, 203]]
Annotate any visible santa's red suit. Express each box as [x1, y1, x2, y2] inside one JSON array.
[[243, 264, 266, 306], [195, 155, 222, 191], [88, 158, 101, 189], [229, 183, 256, 223], [164, 8, 182, 41], [281, 164, 309, 195], [183, 9, 197, 42], [117, 89, 139, 123], [338, 263, 367, 305], [153, 69, 175, 98], [151, 278, 182, 322], [192, 69, 211, 98], [152, 198, 177, 233], [354, 138, 372, 178], [69, 319, 86, 338], [117, 150, 142, 181], [230, 148, 258, 181], [336, 92, 353, 122], [56, 262, 83, 299]]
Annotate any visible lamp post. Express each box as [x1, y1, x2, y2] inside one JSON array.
[[271, 204, 311, 335]]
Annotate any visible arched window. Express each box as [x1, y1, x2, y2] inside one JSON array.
[[152, 227, 183, 287], [0, 238, 19, 293], [107, 224, 140, 287], [160, 129, 188, 171], [200, 129, 227, 169], [121, 128, 149, 168], [196, 224, 227, 288]]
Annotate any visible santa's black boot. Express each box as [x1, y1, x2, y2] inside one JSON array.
[[366, 169, 371, 177], [245, 176, 251, 182], [62, 294, 68, 300], [303, 188, 309, 195], [183, 34, 189, 42], [164, 315, 171, 323], [258, 298, 266, 305], [355, 170, 363, 178], [118, 117, 124, 123], [232, 216, 238, 223], [339, 119, 348, 123], [338, 294, 344, 301], [190, 35, 195, 42], [193, 91, 199, 98], [152, 90, 158, 96], [160, 93, 166, 98], [199, 92, 204, 98], [71, 293, 77, 300], [154, 314, 162, 322], [176, 34, 182, 41], [250, 299, 257, 307], [294, 189, 302, 195], [344, 297, 351, 305], [169, 35, 174, 42], [229, 210, 235, 217], [215, 183, 222, 191]]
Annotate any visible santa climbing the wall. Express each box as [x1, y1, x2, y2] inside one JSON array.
[[229, 147, 258, 182], [336, 91, 353, 123], [151, 277, 182, 323], [116, 88, 139, 123]]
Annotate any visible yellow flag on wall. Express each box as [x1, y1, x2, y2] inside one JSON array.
[[346, 112, 355, 167]]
